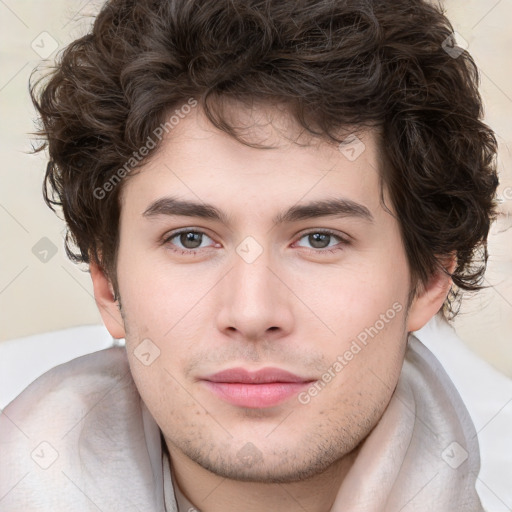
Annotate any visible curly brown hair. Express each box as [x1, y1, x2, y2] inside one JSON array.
[[30, 0, 499, 318]]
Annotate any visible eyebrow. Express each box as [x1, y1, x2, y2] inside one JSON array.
[[143, 196, 374, 225]]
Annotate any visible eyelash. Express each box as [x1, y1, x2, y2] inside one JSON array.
[[162, 228, 350, 256]]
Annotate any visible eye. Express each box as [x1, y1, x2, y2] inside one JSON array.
[[163, 229, 216, 254], [162, 228, 350, 256], [294, 230, 349, 254]]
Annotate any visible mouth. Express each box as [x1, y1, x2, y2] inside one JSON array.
[[201, 367, 315, 408]]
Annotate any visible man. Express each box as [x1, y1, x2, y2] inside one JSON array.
[[0, 0, 499, 510]]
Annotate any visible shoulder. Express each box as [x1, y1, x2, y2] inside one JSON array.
[[1, 346, 132, 431], [0, 347, 151, 510]]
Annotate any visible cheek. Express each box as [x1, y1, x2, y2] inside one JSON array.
[[304, 308, 408, 434], [302, 265, 410, 401], [116, 261, 208, 399], [125, 354, 193, 436], [298, 258, 409, 342], [117, 254, 205, 341]]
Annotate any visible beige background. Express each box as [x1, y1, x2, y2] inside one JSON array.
[[1, 1, 511, 376]]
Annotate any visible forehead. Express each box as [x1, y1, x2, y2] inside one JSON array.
[[119, 103, 387, 220]]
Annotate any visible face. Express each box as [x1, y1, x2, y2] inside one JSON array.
[[93, 102, 447, 483]]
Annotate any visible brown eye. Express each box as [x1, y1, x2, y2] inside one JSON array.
[[295, 230, 348, 253], [178, 231, 203, 249], [307, 233, 332, 249], [164, 229, 215, 253]]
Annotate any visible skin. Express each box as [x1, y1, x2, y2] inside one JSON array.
[[91, 102, 453, 512]]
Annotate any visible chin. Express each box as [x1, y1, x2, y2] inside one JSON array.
[[183, 442, 349, 484]]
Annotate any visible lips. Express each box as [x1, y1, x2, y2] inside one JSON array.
[[205, 367, 309, 384], [201, 368, 315, 408]]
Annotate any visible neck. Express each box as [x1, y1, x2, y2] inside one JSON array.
[[164, 438, 362, 512]]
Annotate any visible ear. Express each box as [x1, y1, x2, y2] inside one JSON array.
[[406, 255, 456, 333], [89, 261, 126, 339]]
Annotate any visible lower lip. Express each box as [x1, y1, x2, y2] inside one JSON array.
[[203, 381, 310, 408]]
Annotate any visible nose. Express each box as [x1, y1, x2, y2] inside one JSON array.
[[216, 244, 295, 343]]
